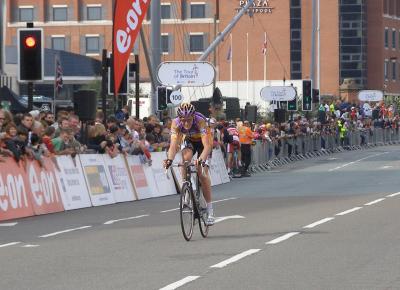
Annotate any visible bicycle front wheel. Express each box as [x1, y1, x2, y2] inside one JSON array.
[[180, 184, 194, 241]]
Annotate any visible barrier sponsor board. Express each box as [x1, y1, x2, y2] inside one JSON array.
[[27, 158, 65, 215], [126, 155, 153, 199], [212, 149, 230, 184], [79, 154, 115, 206], [103, 155, 136, 202], [150, 152, 177, 197], [55, 156, 92, 210], [0, 159, 34, 221]]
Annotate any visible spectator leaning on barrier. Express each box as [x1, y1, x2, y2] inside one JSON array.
[[87, 122, 108, 153]]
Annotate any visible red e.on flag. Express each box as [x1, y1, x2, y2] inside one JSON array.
[[113, 0, 150, 96]]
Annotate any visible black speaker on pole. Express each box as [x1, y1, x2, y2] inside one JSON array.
[[245, 105, 257, 123], [225, 97, 240, 120], [191, 100, 210, 117], [73, 90, 98, 121], [274, 109, 286, 123]]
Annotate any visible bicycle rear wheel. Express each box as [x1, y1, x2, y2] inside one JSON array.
[[180, 184, 194, 241]]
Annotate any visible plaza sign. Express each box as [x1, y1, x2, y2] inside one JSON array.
[[358, 90, 383, 102], [236, 0, 275, 14], [260, 86, 296, 102], [157, 61, 215, 87]]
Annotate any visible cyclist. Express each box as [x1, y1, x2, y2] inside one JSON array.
[[163, 103, 215, 225], [225, 120, 241, 177]]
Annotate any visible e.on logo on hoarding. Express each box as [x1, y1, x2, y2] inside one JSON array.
[[0, 161, 34, 221], [28, 160, 64, 215]]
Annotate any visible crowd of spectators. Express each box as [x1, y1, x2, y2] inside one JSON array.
[[0, 99, 399, 169]]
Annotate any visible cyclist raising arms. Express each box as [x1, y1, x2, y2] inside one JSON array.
[[163, 103, 215, 225]]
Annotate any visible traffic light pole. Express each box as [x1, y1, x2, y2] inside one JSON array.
[[27, 82, 33, 111]]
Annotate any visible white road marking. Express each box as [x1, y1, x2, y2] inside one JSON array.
[[0, 222, 18, 227], [160, 208, 179, 213], [266, 232, 300, 245], [22, 244, 40, 248], [0, 242, 21, 248], [104, 215, 149, 225], [159, 276, 200, 290], [387, 192, 400, 197], [214, 215, 245, 224], [364, 198, 385, 206], [39, 226, 92, 238], [210, 249, 261, 269], [160, 197, 238, 213], [329, 152, 389, 172], [336, 207, 362, 216], [212, 197, 238, 204], [303, 217, 334, 229], [380, 166, 393, 169]]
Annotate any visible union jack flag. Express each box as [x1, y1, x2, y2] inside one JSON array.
[[262, 40, 267, 55], [55, 57, 63, 94]]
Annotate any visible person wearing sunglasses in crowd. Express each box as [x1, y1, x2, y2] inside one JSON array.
[[163, 103, 215, 225]]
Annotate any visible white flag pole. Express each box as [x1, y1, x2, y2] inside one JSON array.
[[246, 32, 249, 102], [230, 33, 233, 98]]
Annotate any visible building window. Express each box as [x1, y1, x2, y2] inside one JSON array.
[[52, 37, 66, 51], [86, 36, 100, 53], [189, 34, 204, 53], [19, 7, 34, 22], [87, 6, 102, 21], [392, 61, 397, 80], [53, 6, 68, 21], [385, 28, 389, 48], [161, 34, 169, 53], [384, 60, 389, 80], [190, 3, 206, 18], [392, 29, 396, 49], [161, 4, 171, 19]]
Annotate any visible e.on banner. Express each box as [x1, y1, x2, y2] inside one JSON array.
[[113, 0, 150, 95], [0, 158, 34, 221], [27, 158, 65, 215]]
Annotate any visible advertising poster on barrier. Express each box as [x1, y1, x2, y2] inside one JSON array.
[[126, 155, 154, 199], [209, 152, 223, 186], [103, 155, 136, 202], [0, 158, 35, 221], [79, 154, 115, 206], [213, 149, 230, 184], [27, 158, 65, 215], [150, 152, 178, 197], [55, 156, 92, 210], [170, 151, 184, 192]]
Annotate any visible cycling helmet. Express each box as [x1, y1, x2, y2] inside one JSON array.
[[177, 103, 195, 118]]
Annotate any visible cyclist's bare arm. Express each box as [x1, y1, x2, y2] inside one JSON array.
[[167, 119, 182, 161], [198, 120, 212, 161]]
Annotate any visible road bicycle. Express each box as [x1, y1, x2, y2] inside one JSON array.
[[168, 161, 209, 241]]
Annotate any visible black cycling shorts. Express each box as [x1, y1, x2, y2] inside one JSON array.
[[183, 139, 204, 157]]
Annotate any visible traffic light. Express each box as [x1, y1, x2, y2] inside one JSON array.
[[18, 28, 43, 82], [157, 86, 173, 111], [108, 53, 129, 95], [287, 96, 297, 111], [312, 88, 320, 103], [302, 80, 312, 111]]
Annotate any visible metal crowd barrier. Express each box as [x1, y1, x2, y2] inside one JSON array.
[[251, 128, 400, 167]]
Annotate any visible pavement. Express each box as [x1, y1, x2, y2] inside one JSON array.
[[1, 145, 400, 289]]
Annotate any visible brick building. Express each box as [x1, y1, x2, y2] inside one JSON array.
[[0, 0, 399, 103]]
